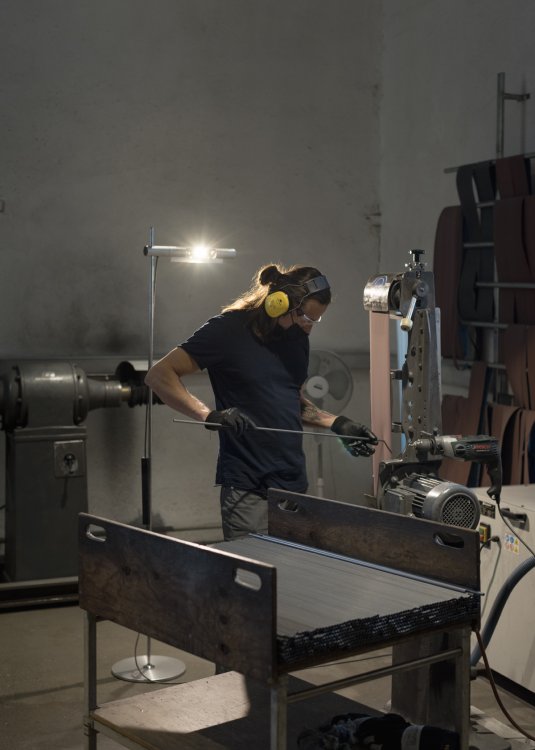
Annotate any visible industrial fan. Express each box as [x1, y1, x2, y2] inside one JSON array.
[[304, 350, 353, 496]]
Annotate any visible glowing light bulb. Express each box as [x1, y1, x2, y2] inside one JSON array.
[[190, 244, 214, 262]]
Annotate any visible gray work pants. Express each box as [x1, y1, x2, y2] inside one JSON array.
[[219, 486, 268, 540]]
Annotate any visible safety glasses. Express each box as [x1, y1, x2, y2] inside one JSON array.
[[296, 308, 322, 324]]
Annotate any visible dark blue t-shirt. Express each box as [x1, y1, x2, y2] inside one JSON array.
[[181, 310, 309, 492]]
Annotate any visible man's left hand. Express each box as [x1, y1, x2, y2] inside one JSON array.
[[331, 416, 378, 457]]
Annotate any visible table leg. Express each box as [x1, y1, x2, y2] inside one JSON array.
[[391, 627, 471, 750], [271, 675, 288, 750]]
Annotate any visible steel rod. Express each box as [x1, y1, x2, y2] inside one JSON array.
[[172, 418, 372, 441], [475, 281, 535, 290], [286, 648, 462, 703], [443, 357, 506, 371], [111, 226, 187, 685], [497, 71, 505, 158], [459, 319, 508, 330]]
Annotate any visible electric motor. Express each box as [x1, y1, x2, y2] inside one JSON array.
[[382, 473, 481, 529]]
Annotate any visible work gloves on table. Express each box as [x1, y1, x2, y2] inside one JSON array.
[[331, 415, 378, 457], [205, 408, 256, 436]]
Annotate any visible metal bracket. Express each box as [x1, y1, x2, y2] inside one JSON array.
[[496, 71, 530, 158]]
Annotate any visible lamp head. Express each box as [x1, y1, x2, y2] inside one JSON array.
[[144, 244, 236, 263]]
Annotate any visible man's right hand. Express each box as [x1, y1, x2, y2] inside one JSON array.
[[205, 408, 256, 436]]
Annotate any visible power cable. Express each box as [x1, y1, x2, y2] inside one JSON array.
[[475, 629, 535, 743]]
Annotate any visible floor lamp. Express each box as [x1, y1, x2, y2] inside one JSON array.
[[111, 227, 236, 682]]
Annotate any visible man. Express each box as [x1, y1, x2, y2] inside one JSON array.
[[145, 263, 377, 539]]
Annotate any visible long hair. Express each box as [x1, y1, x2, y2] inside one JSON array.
[[222, 263, 331, 340]]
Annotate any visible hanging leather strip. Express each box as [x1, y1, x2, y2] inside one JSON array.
[[433, 206, 463, 359], [456, 165, 482, 241], [473, 161, 496, 240], [528, 326, 535, 411], [463, 360, 489, 431], [509, 409, 525, 485], [528, 418, 535, 483], [456, 165, 494, 322], [440, 395, 471, 486], [523, 196, 535, 279], [441, 394, 463, 436], [503, 325, 530, 409], [495, 155, 532, 198], [493, 197, 516, 324], [457, 248, 495, 323], [442, 362, 489, 435], [440, 362, 489, 486], [521, 200, 535, 376], [494, 198, 535, 325], [484, 403, 520, 486], [520, 410, 535, 483]]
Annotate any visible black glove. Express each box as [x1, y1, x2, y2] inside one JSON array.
[[205, 408, 256, 436], [331, 415, 378, 457]]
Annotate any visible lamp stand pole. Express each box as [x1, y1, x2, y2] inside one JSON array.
[[111, 227, 186, 683]]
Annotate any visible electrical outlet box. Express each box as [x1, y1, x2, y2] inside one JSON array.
[[479, 522, 491, 544]]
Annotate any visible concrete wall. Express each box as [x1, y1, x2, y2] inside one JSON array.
[[0, 1, 381, 555], [1, 0, 381, 358]]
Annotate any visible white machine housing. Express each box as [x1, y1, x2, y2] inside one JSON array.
[[475, 484, 535, 695]]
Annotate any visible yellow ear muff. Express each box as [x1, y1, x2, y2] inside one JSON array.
[[264, 290, 290, 318]]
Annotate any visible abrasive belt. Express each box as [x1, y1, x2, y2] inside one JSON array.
[[440, 361, 489, 486], [433, 206, 463, 359], [369, 312, 392, 497], [496, 155, 531, 198], [456, 165, 495, 322]]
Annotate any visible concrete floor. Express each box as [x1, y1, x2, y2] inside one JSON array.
[[1, 604, 535, 749]]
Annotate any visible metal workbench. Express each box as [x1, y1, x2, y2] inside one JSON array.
[[80, 489, 480, 749]]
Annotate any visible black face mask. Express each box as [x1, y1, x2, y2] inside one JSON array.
[[286, 323, 309, 339], [270, 322, 308, 341]]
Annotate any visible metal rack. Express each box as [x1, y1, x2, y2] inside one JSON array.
[[442, 73, 532, 384]]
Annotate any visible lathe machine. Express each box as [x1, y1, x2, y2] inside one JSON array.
[[0, 360, 147, 582]]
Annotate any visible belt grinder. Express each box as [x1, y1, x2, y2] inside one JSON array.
[[363, 250, 500, 529]]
